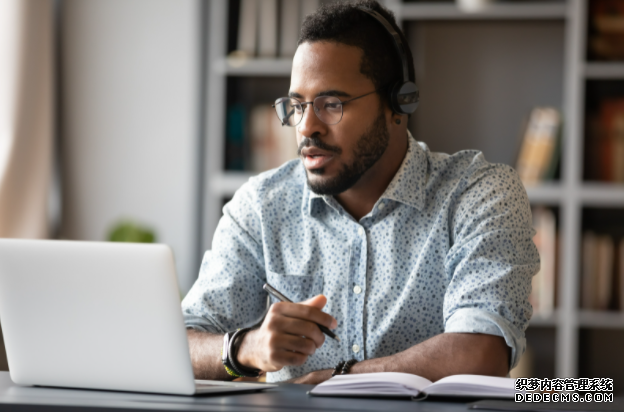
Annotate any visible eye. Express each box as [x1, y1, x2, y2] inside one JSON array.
[[293, 104, 303, 113], [324, 102, 341, 112]]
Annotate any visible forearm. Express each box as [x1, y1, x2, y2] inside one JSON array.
[[186, 329, 233, 381], [352, 333, 510, 381]]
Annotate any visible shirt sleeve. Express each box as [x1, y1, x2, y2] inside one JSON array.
[[181, 181, 269, 334], [443, 161, 540, 369]]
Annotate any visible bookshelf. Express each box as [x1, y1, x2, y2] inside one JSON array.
[[202, 0, 624, 382], [395, 2, 567, 20], [213, 58, 293, 76], [585, 62, 624, 79]]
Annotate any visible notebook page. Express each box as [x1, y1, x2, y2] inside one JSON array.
[[425, 374, 515, 397], [310, 372, 433, 396]]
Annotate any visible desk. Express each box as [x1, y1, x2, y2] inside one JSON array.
[[0, 372, 470, 412]]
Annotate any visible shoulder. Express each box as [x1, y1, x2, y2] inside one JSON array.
[[419, 142, 524, 200], [226, 159, 307, 215]]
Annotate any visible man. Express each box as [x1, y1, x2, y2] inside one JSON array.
[[182, 0, 539, 384]]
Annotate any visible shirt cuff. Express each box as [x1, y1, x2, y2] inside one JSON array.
[[444, 307, 526, 370], [183, 314, 226, 334]]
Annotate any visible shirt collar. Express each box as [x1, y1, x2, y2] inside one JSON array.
[[379, 131, 427, 211], [305, 131, 427, 215]]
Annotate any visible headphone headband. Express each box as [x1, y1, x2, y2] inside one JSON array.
[[357, 6, 419, 115], [357, 8, 409, 84]]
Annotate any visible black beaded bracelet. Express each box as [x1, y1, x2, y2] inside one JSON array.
[[332, 361, 346, 377], [332, 359, 358, 377], [341, 359, 357, 375]]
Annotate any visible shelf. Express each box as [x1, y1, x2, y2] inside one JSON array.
[[525, 183, 564, 205], [578, 183, 624, 206], [584, 63, 624, 79], [530, 311, 559, 327], [399, 2, 567, 21], [524, 183, 624, 206], [213, 58, 292, 76], [210, 172, 254, 197], [579, 310, 624, 329]]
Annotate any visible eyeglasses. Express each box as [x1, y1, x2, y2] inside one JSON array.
[[272, 90, 377, 127]]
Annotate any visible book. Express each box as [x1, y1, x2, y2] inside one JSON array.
[[530, 207, 556, 316], [600, 99, 624, 182], [595, 235, 615, 310], [310, 373, 515, 399], [582, 232, 616, 310], [619, 240, 624, 311], [584, 113, 602, 181], [237, 0, 258, 57], [279, 0, 300, 57], [258, 0, 278, 57], [589, 0, 624, 60], [582, 232, 598, 309], [515, 108, 561, 186], [225, 104, 247, 171], [249, 105, 298, 172]]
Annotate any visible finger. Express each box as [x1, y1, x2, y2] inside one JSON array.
[[274, 316, 326, 348], [271, 301, 337, 330], [271, 349, 308, 367], [270, 333, 317, 356], [300, 295, 337, 329], [300, 294, 327, 309]]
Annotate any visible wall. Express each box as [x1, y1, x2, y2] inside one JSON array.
[[60, 0, 201, 293], [408, 20, 564, 166]]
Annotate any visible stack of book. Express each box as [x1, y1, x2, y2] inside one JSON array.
[[581, 232, 624, 311], [515, 107, 561, 187], [585, 98, 624, 182], [530, 207, 557, 317], [234, 0, 319, 59], [225, 104, 298, 172], [588, 0, 624, 61]]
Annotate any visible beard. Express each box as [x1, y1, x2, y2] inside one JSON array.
[[299, 108, 390, 196]]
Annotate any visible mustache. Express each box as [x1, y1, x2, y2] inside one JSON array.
[[297, 136, 342, 156]]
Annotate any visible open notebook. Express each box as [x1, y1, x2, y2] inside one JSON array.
[[310, 373, 516, 399]]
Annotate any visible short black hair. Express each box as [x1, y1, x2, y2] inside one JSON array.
[[298, 0, 415, 111]]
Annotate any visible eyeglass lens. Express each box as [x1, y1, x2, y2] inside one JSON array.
[[274, 96, 344, 127]]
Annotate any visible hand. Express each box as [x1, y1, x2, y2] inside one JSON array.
[[237, 294, 337, 373], [287, 369, 333, 385]]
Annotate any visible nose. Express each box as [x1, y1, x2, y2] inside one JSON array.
[[297, 101, 327, 139]]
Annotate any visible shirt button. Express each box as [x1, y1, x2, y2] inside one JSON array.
[[358, 227, 364, 236], [353, 285, 362, 294], [378, 203, 385, 211], [352, 344, 360, 353]]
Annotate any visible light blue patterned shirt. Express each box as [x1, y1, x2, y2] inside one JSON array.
[[182, 134, 539, 382]]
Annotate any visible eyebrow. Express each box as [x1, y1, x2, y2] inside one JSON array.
[[288, 89, 352, 99]]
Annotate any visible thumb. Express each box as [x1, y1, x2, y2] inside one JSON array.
[[299, 294, 327, 310]]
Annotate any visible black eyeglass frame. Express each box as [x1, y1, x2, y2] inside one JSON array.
[[271, 89, 380, 127]]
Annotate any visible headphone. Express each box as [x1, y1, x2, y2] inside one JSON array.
[[357, 7, 419, 115]]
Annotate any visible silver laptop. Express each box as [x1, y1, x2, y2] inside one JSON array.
[[0, 239, 276, 395]]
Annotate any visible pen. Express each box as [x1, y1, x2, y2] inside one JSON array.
[[262, 283, 340, 342]]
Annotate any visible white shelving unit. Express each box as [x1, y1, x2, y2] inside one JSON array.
[[395, 1, 567, 20], [202, 0, 624, 379], [213, 58, 293, 76]]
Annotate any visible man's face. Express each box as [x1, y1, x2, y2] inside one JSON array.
[[290, 41, 390, 195]]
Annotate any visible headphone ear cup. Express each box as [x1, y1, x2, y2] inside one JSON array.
[[390, 81, 419, 115]]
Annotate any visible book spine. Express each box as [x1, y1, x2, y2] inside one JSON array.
[[225, 104, 247, 171], [258, 0, 278, 57], [238, 0, 259, 57], [619, 240, 624, 311], [279, 0, 300, 58], [595, 235, 615, 311], [582, 232, 597, 310]]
